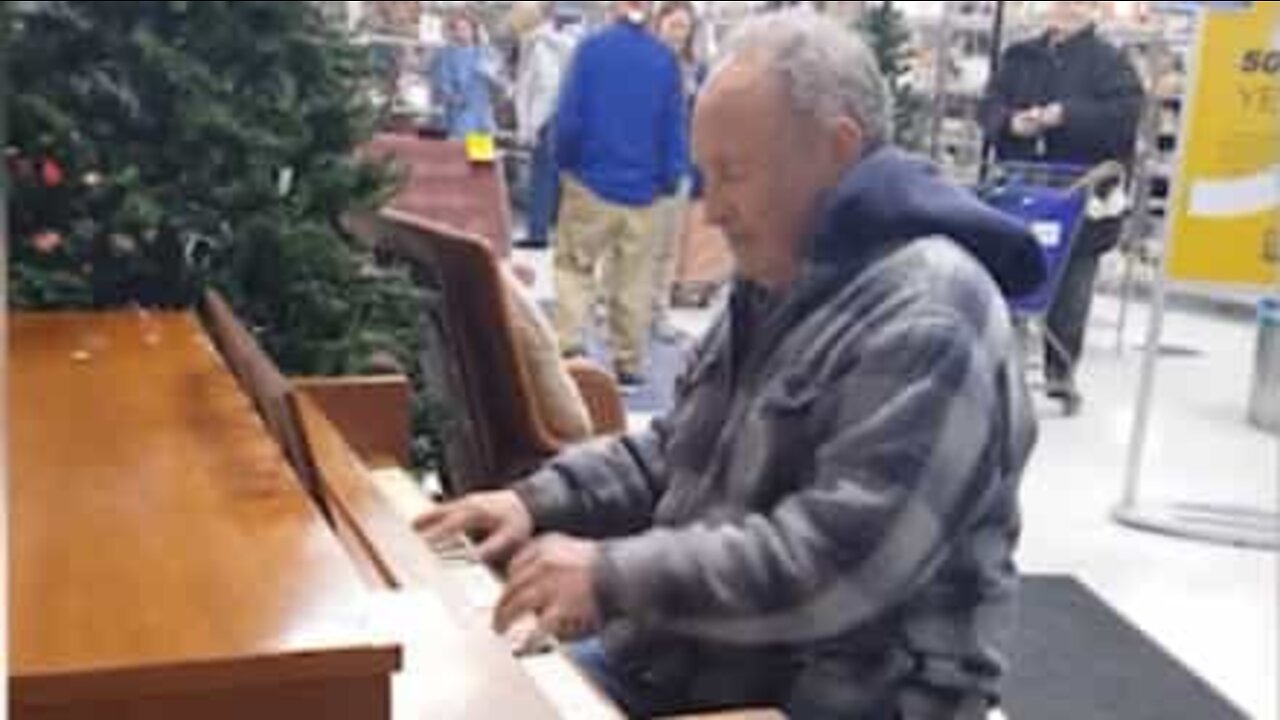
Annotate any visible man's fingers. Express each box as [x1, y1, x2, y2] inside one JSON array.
[[503, 539, 555, 595], [539, 607, 568, 640], [416, 509, 478, 545], [501, 556, 546, 610], [411, 506, 447, 533], [507, 540, 544, 578], [541, 604, 597, 642], [494, 542, 550, 631], [494, 583, 544, 635], [475, 528, 523, 566], [541, 608, 574, 641]]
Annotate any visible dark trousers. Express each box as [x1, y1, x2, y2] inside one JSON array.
[[1045, 217, 1122, 383], [527, 121, 560, 244], [569, 639, 676, 718], [568, 639, 987, 719]]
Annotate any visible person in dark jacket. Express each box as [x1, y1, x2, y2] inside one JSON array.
[[981, 0, 1145, 413], [418, 11, 1042, 719]]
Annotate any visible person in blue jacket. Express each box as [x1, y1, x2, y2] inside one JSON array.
[[429, 12, 500, 139], [552, 0, 688, 388]]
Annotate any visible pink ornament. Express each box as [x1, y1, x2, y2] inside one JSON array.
[[32, 231, 63, 254], [41, 159, 65, 188]]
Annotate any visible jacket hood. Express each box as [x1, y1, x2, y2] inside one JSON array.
[[808, 147, 1045, 297]]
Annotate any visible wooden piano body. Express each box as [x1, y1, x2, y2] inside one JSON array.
[[8, 312, 401, 720], [10, 310, 779, 720]]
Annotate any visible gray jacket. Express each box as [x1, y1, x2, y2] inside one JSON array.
[[516, 148, 1044, 718]]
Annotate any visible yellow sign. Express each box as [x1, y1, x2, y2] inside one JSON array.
[[464, 133, 497, 164], [1167, 2, 1279, 287]]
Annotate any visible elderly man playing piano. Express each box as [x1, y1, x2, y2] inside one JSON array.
[[418, 12, 1043, 720]]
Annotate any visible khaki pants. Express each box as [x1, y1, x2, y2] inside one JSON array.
[[554, 177, 657, 376], [651, 191, 691, 321]]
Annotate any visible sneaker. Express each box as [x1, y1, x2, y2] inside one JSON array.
[[1046, 379, 1083, 417], [652, 316, 683, 344], [616, 371, 647, 393]]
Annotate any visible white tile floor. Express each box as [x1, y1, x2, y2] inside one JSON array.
[[517, 247, 1277, 718], [1017, 295, 1277, 720]]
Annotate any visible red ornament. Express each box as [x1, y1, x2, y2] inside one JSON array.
[[41, 159, 65, 187], [32, 231, 64, 254]]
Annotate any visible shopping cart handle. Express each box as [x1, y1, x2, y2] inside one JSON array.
[[1068, 160, 1127, 193], [985, 161, 1127, 193], [994, 161, 1090, 176]]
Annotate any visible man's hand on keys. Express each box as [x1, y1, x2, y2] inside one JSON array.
[[494, 535, 603, 642], [415, 493, 603, 643], [413, 490, 535, 566]]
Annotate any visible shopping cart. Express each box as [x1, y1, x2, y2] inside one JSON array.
[[978, 161, 1127, 414]]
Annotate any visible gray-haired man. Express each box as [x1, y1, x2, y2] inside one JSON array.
[[418, 11, 1044, 719]]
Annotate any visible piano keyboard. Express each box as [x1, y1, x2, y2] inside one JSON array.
[[368, 470, 1010, 720], [370, 470, 579, 660]]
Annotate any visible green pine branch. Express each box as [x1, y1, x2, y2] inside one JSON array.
[[10, 1, 443, 469], [856, 3, 926, 151]]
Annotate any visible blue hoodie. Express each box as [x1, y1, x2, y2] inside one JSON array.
[[808, 146, 1045, 297], [555, 21, 688, 207]]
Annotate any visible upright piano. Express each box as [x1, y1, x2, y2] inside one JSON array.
[[10, 310, 780, 720]]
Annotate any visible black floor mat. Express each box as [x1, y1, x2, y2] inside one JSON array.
[[1004, 576, 1248, 720]]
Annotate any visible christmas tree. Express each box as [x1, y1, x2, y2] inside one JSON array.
[[857, 2, 925, 151], [9, 1, 441, 468]]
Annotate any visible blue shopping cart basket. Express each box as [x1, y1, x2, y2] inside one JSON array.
[[979, 161, 1127, 412]]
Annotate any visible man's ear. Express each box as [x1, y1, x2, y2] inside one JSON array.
[[830, 117, 866, 167]]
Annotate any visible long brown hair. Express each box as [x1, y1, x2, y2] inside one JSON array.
[[446, 10, 480, 45], [652, 1, 698, 64]]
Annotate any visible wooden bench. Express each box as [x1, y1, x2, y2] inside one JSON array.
[[351, 209, 626, 497]]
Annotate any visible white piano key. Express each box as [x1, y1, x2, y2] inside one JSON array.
[[522, 653, 623, 720]]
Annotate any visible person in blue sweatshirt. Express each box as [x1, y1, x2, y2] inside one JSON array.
[[552, 0, 688, 388], [429, 12, 501, 139], [419, 11, 1043, 719]]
